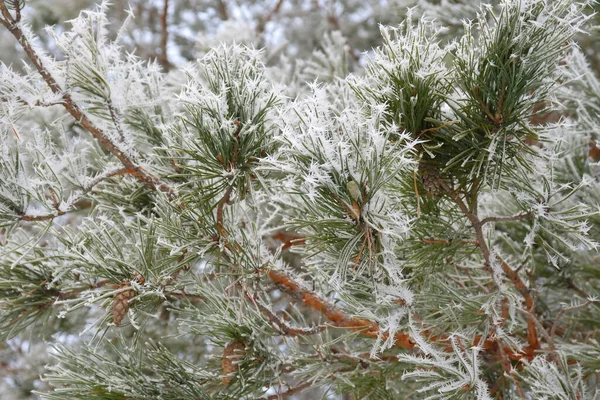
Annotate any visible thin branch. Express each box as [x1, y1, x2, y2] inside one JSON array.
[[564, 276, 590, 299], [516, 306, 552, 344], [106, 98, 126, 142], [498, 256, 540, 353], [243, 286, 326, 337], [0, 2, 173, 195], [216, 0, 228, 20], [12, 0, 20, 22], [439, 181, 492, 268], [19, 168, 127, 222], [440, 180, 541, 354], [267, 268, 415, 349], [549, 299, 595, 351], [270, 231, 305, 250], [256, 0, 284, 35], [422, 238, 479, 247], [158, 0, 170, 70], [262, 380, 312, 400], [481, 211, 533, 225], [496, 344, 527, 399]]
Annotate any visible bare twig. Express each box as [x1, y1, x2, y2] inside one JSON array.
[[422, 238, 479, 246], [481, 211, 533, 225], [12, 0, 20, 22], [564, 276, 590, 299], [216, 0, 228, 20], [439, 180, 493, 268], [256, 0, 284, 35], [158, 0, 170, 69], [106, 98, 126, 142], [498, 255, 540, 353]]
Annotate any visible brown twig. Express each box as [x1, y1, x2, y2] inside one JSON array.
[[12, 0, 20, 22], [216, 0, 229, 20], [481, 211, 533, 225], [498, 256, 540, 353], [243, 286, 326, 337], [496, 343, 527, 399], [106, 98, 126, 142], [268, 268, 415, 349], [270, 231, 305, 250], [158, 0, 170, 70], [256, 0, 284, 35]]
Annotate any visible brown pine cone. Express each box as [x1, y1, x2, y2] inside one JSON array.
[[221, 340, 246, 386], [112, 282, 136, 327], [418, 161, 445, 197]]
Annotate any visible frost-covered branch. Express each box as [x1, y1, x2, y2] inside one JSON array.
[[0, 1, 173, 195], [268, 268, 415, 349], [1, 0, 599, 398], [18, 167, 127, 222]]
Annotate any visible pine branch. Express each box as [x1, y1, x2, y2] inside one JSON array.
[[18, 168, 127, 222], [549, 298, 597, 351], [440, 181, 541, 355], [267, 268, 415, 349], [498, 255, 540, 353], [243, 286, 327, 337], [0, 2, 173, 196]]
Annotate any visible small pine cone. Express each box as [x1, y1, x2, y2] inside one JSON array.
[[418, 161, 445, 197], [221, 341, 246, 386], [112, 283, 136, 327]]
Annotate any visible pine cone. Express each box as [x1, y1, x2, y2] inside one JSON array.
[[112, 283, 136, 327], [418, 161, 445, 197], [221, 340, 246, 386]]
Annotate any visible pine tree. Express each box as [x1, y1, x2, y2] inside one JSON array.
[[1, 0, 599, 399]]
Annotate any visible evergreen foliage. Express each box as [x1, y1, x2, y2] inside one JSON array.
[[0, 0, 599, 399]]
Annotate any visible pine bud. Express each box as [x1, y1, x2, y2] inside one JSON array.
[[112, 282, 136, 327], [221, 340, 246, 386], [346, 180, 362, 202]]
